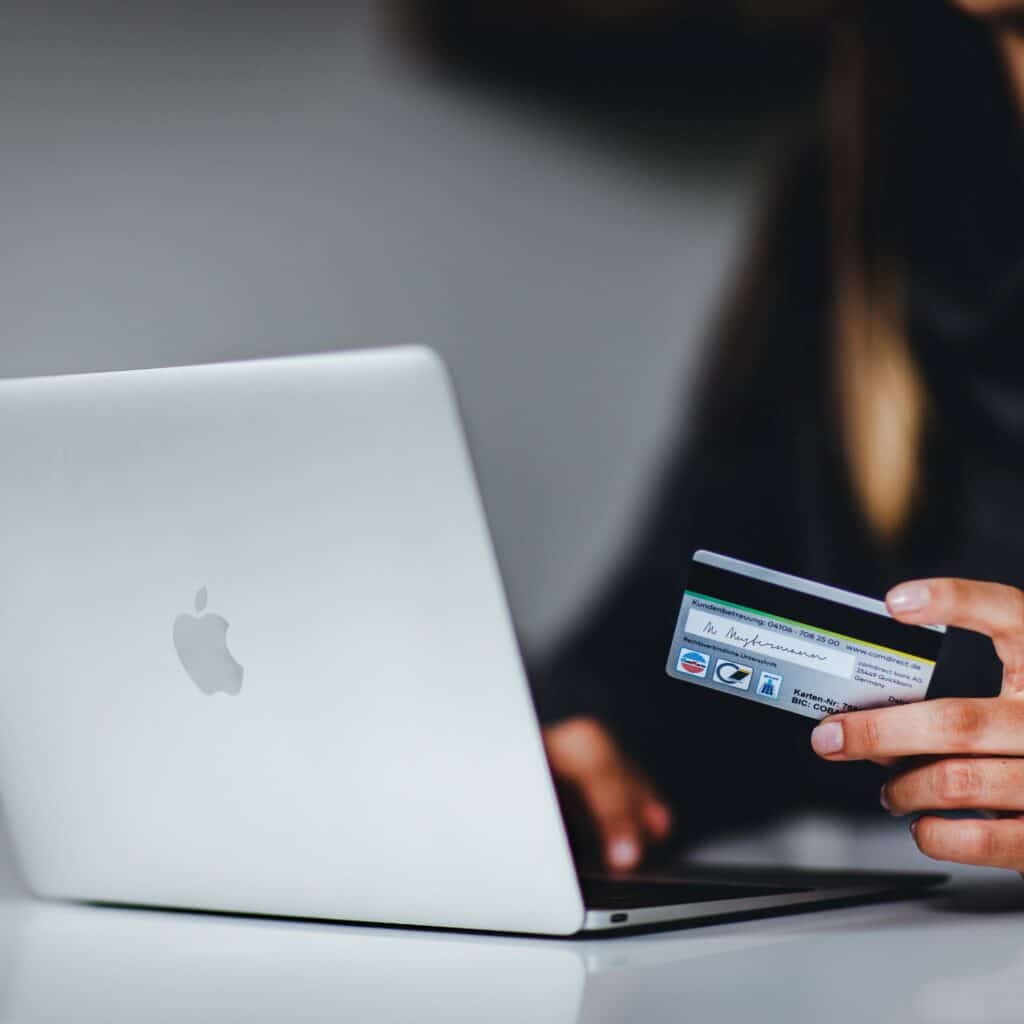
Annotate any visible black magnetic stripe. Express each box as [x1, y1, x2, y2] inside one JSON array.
[[684, 561, 943, 662]]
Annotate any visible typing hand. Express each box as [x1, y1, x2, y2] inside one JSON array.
[[543, 716, 673, 873], [812, 578, 1024, 871]]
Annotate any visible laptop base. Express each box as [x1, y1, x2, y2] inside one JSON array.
[[579, 866, 947, 932]]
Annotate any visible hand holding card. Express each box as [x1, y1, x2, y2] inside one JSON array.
[[810, 576, 1024, 873]]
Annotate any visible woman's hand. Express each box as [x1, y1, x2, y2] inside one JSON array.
[[543, 716, 673, 873], [811, 577, 1024, 869]]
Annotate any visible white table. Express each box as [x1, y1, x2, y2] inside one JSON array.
[[0, 817, 1021, 1023]]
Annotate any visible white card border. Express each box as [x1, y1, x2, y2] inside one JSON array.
[[692, 550, 946, 635]]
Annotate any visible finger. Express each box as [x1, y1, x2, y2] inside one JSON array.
[[887, 577, 1024, 637], [883, 758, 1024, 814], [810, 699, 1024, 761], [542, 717, 621, 783], [575, 769, 648, 871], [636, 779, 673, 841], [887, 579, 1024, 691], [541, 717, 665, 868], [911, 815, 1024, 870]]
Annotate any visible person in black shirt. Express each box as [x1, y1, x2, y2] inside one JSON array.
[[536, 0, 1024, 874]]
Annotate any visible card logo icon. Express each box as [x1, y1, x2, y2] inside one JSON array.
[[676, 648, 710, 678], [756, 671, 783, 700], [713, 660, 753, 690], [173, 587, 245, 697]]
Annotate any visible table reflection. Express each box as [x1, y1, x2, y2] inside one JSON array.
[[0, 902, 585, 1024], [4, 885, 1024, 1024]]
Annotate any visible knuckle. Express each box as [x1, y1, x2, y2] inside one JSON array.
[[988, 586, 1024, 644], [590, 779, 631, 817], [604, 813, 639, 837], [936, 760, 979, 804], [935, 578, 962, 616], [963, 823, 998, 864], [569, 721, 624, 775], [915, 819, 1002, 865], [1009, 588, 1024, 632], [939, 701, 984, 748], [569, 716, 610, 750], [858, 715, 882, 755], [883, 776, 908, 811], [546, 717, 591, 754]]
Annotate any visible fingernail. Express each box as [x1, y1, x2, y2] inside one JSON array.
[[910, 818, 920, 837], [880, 786, 891, 812], [811, 721, 844, 756], [608, 837, 640, 871], [887, 582, 931, 614]]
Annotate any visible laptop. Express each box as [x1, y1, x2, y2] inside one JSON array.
[[0, 348, 944, 935]]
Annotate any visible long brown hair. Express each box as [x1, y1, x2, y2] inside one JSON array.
[[828, 3, 929, 543], [709, 2, 1002, 546]]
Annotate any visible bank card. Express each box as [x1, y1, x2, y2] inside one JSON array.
[[665, 551, 946, 721]]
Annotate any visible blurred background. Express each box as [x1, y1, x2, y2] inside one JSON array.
[[0, 0, 827, 654], [0, 1, 834, 889]]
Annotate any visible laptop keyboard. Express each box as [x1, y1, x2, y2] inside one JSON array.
[[581, 877, 812, 910]]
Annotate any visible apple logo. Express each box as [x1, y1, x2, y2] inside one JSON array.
[[173, 587, 245, 696]]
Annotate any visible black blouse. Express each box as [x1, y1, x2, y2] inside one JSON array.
[[532, 24, 1024, 841]]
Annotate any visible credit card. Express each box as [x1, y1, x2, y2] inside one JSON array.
[[665, 551, 946, 721]]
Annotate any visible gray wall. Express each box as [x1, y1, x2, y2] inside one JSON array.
[[0, 2, 758, 892]]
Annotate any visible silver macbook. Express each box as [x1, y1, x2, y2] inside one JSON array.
[[0, 348, 944, 934]]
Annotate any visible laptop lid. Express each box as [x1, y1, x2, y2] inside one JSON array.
[[0, 348, 584, 935]]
